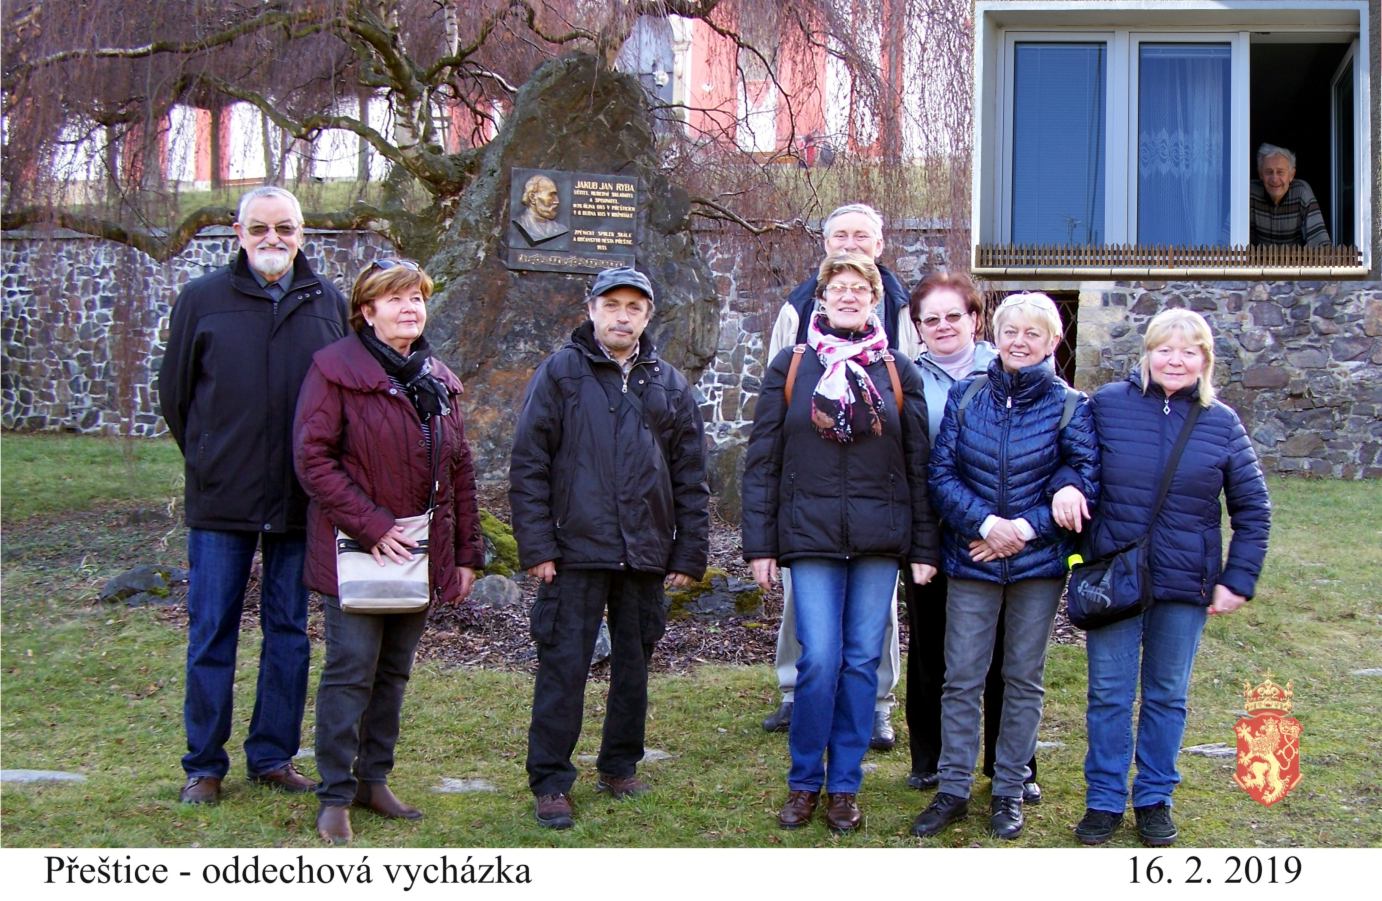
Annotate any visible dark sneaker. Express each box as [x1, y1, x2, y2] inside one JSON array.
[[595, 773, 650, 799], [1075, 809, 1124, 845], [989, 795, 1024, 840], [534, 792, 574, 829], [762, 700, 793, 733], [910, 791, 969, 838], [907, 771, 940, 790], [1134, 802, 1178, 847]]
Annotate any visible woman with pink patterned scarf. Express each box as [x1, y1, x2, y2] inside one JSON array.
[[743, 251, 940, 833]]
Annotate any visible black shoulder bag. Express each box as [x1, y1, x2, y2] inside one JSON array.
[[1066, 401, 1202, 631]]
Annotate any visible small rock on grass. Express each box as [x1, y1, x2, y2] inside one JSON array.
[[436, 777, 499, 793], [1183, 743, 1236, 759], [1, 769, 87, 784]]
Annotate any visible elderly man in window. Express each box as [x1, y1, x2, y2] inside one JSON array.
[[1249, 143, 1331, 247]]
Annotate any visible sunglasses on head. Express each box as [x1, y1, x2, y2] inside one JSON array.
[[366, 258, 421, 274]]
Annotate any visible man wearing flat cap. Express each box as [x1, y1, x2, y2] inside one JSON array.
[[509, 266, 710, 829]]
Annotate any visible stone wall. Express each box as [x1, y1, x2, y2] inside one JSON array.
[[1073, 281, 1382, 479], [3, 228, 1379, 495], [1, 228, 394, 436]]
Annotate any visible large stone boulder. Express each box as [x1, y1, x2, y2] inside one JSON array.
[[426, 53, 719, 481], [664, 567, 764, 621]]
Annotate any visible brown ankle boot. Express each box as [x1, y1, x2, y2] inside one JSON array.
[[825, 793, 862, 832], [316, 804, 353, 845], [777, 790, 819, 829], [354, 782, 423, 820]]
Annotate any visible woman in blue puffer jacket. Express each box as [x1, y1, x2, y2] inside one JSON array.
[[911, 292, 1099, 842], [1073, 309, 1270, 849]]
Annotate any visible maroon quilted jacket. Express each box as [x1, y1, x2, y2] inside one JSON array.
[[293, 333, 485, 605]]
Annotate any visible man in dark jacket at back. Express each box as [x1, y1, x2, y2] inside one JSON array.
[[761, 202, 919, 749], [509, 266, 710, 829], [158, 186, 349, 805]]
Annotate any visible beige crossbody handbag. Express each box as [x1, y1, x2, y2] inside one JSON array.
[[335, 434, 437, 614]]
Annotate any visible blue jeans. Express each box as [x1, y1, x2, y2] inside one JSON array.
[[1084, 600, 1207, 812], [183, 528, 310, 779], [787, 556, 899, 794]]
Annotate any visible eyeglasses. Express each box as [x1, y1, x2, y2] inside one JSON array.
[[243, 223, 300, 238], [920, 311, 969, 329], [365, 259, 421, 274], [823, 283, 874, 298]]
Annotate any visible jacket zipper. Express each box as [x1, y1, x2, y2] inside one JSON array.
[[998, 385, 1011, 582]]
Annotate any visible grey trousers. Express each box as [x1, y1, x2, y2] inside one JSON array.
[[315, 599, 428, 807], [937, 577, 1062, 799], [773, 568, 901, 712]]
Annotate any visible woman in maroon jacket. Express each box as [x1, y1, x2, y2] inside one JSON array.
[[294, 259, 484, 844]]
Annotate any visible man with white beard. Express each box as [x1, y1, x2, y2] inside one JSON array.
[[159, 186, 349, 805]]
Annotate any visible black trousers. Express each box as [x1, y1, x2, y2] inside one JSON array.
[[315, 598, 429, 806], [526, 569, 667, 797], [904, 571, 1039, 781]]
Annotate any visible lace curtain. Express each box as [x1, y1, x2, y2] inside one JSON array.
[[1137, 44, 1232, 246]]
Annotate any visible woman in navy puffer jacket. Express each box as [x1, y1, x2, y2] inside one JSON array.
[[1074, 309, 1270, 849], [911, 292, 1099, 842]]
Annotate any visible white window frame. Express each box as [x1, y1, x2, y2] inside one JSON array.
[[975, 0, 1372, 275]]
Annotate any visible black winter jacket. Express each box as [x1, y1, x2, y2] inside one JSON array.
[[1088, 374, 1270, 605], [158, 250, 349, 532], [928, 358, 1099, 583], [508, 322, 710, 578], [741, 346, 939, 566]]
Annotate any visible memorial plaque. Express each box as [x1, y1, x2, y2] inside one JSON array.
[[506, 167, 638, 274]]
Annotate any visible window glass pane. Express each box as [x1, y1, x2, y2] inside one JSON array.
[[1011, 43, 1106, 245], [1332, 55, 1355, 246], [1138, 43, 1231, 246]]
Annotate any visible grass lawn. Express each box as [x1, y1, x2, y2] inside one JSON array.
[[1, 433, 1379, 848]]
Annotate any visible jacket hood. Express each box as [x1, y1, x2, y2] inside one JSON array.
[[312, 333, 462, 395]]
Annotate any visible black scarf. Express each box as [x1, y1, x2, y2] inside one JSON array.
[[358, 327, 451, 422]]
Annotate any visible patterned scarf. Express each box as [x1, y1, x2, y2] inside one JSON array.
[[358, 327, 452, 422], [806, 312, 887, 443]]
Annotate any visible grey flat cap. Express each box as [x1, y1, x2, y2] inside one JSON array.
[[588, 266, 654, 303]]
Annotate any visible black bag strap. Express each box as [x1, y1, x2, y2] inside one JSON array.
[[423, 416, 439, 516], [955, 375, 987, 429], [1145, 400, 1203, 529], [1059, 387, 1079, 430]]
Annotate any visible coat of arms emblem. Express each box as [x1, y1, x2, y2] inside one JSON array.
[[1233, 674, 1302, 806]]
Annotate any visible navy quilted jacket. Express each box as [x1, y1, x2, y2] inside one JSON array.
[[929, 358, 1100, 583], [1088, 374, 1270, 605]]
